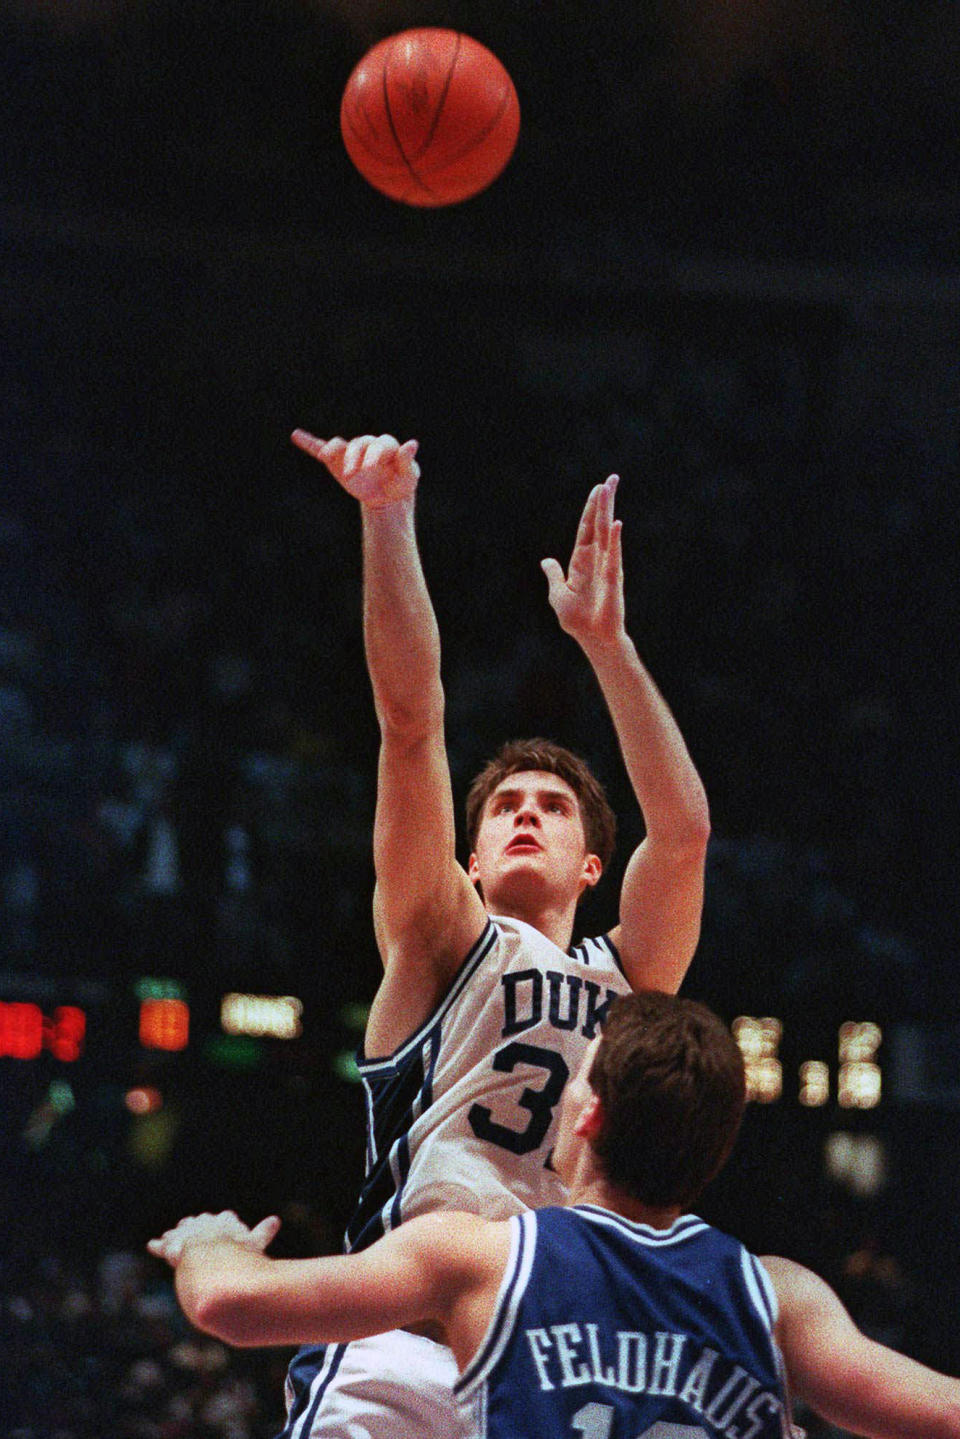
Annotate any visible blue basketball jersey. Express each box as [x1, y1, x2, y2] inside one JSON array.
[[456, 1206, 794, 1439]]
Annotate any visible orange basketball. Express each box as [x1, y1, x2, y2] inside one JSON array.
[[340, 29, 520, 207]]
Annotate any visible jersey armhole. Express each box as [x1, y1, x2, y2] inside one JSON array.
[[455, 1211, 536, 1400], [358, 918, 498, 1071], [569, 931, 626, 979], [601, 931, 625, 977], [757, 1258, 779, 1325]]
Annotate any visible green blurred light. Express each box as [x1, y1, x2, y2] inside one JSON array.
[[204, 1034, 262, 1070], [332, 1049, 361, 1083], [128, 1106, 179, 1170], [134, 976, 186, 1002], [338, 1002, 370, 1032], [48, 1080, 75, 1114]]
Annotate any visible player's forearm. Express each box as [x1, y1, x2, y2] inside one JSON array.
[[174, 1245, 381, 1349], [583, 630, 709, 849], [173, 1241, 278, 1345], [768, 1257, 960, 1439], [800, 1357, 960, 1439], [174, 1235, 442, 1350], [361, 500, 444, 737]]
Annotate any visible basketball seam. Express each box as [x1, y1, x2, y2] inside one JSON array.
[[412, 30, 461, 162], [343, 105, 399, 169], [380, 36, 459, 200], [421, 80, 515, 177], [383, 99, 438, 200]]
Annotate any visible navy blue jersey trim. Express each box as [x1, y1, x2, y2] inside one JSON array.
[[279, 1342, 346, 1439], [569, 931, 625, 979], [454, 1214, 530, 1396], [361, 1028, 432, 1169], [420, 1019, 439, 1113], [389, 1133, 411, 1231], [573, 1204, 708, 1246], [738, 1252, 796, 1438], [600, 932, 625, 977], [345, 1016, 443, 1252], [743, 1250, 777, 1331], [358, 918, 497, 1073]]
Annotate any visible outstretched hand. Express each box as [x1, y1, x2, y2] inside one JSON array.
[[541, 474, 625, 648], [292, 430, 420, 509], [147, 1211, 281, 1270]]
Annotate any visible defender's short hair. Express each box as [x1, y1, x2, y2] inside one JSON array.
[[588, 992, 746, 1210], [465, 739, 616, 871]]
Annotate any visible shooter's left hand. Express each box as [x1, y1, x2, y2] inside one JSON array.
[[541, 475, 625, 649]]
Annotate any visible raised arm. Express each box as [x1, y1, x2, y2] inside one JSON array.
[[293, 432, 486, 1053], [541, 475, 709, 993], [763, 1255, 960, 1439], [147, 1208, 508, 1368]]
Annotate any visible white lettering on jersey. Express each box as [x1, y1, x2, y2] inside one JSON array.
[[522, 1324, 784, 1433], [585, 1323, 617, 1386], [648, 1331, 687, 1395], [737, 1390, 786, 1439], [526, 1328, 556, 1390], [553, 1324, 593, 1388], [678, 1347, 719, 1408], [703, 1368, 760, 1433], [616, 1333, 648, 1392]]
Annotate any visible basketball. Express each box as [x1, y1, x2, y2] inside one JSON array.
[[339, 29, 520, 207]]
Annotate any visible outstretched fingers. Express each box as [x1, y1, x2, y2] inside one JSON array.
[[291, 431, 348, 477], [606, 518, 623, 583], [595, 473, 619, 546], [543, 473, 625, 641], [574, 474, 619, 559], [540, 555, 566, 609], [249, 1215, 282, 1251], [574, 482, 602, 552], [146, 1208, 278, 1268], [146, 1229, 183, 1264], [292, 431, 420, 497]]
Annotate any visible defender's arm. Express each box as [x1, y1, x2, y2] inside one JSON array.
[[149, 1208, 508, 1368], [763, 1255, 960, 1439]]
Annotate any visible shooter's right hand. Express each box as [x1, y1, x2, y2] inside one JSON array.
[[292, 431, 420, 508]]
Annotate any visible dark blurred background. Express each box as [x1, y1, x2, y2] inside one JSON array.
[[1, 1, 959, 1434]]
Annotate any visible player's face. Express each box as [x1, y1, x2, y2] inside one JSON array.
[[468, 771, 601, 909]]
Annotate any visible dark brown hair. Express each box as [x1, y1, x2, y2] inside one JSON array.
[[588, 992, 746, 1210], [465, 739, 616, 871]]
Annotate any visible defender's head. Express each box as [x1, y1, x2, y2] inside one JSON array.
[[558, 992, 746, 1212]]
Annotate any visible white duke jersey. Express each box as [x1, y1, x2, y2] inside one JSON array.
[[279, 916, 631, 1438], [345, 914, 632, 1252], [456, 1206, 796, 1439]]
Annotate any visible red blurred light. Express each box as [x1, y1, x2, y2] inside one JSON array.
[[139, 998, 189, 1052], [48, 1006, 86, 1062], [0, 1003, 44, 1060]]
